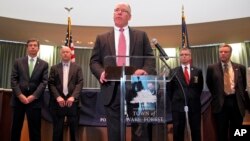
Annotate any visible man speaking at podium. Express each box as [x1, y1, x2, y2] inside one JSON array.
[[90, 2, 156, 141]]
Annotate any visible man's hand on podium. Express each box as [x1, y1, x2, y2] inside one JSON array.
[[134, 69, 148, 75]]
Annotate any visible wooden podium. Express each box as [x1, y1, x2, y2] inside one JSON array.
[[0, 89, 12, 141]]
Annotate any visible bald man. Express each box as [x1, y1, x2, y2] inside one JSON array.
[[48, 46, 83, 141]]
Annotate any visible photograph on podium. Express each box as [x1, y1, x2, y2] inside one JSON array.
[[126, 75, 165, 123]]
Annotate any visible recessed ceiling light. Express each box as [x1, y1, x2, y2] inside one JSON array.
[[88, 41, 94, 45], [75, 40, 82, 44]]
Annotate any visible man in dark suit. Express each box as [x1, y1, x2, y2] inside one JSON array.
[[89, 2, 156, 141], [167, 48, 204, 141], [206, 44, 247, 141], [10, 39, 48, 141], [48, 46, 83, 141]]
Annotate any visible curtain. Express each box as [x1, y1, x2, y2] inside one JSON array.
[[244, 42, 250, 67], [74, 48, 100, 88], [0, 41, 26, 88], [154, 48, 179, 77], [39, 45, 61, 67], [190, 45, 219, 90], [1, 41, 249, 89]]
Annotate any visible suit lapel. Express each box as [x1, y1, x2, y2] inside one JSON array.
[[68, 63, 73, 83], [232, 63, 238, 84], [31, 58, 40, 78], [108, 30, 116, 56], [129, 27, 136, 55], [58, 63, 64, 85], [217, 62, 224, 79], [178, 66, 187, 85], [190, 67, 194, 84], [24, 57, 30, 78], [107, 30, 117, 65]]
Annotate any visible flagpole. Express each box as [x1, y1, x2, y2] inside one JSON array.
[[64, 7, 75, 62], [181, 5, 192, 141], [65, 7, 73, 48]]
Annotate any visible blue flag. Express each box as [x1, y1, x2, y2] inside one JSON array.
[[182, 7, 190, 49]]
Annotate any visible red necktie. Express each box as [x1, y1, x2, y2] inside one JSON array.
[[117, 28, 126, 66], [184, 66, 190, 84]]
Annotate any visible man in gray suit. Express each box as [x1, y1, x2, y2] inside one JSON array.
[[90, 2, 155, 141], [48, 46, 83, 141], [10, 39, 48, 141], [206, 44, 247, 141]]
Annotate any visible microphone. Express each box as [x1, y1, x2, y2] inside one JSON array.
[[152, 38, 169, 60]]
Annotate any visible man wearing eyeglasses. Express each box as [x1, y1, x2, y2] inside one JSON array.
[[90, 2, 156, 141]]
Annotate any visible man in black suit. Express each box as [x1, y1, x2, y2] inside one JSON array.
[[48, 46, 83, 141], [168, 48, 204, 141], [89, 2, 156, 141], [10, 39, 48, 141], [206, 44, 247, 141]]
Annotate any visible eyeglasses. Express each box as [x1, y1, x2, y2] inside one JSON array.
[[114, 8, 129, 14], [180, 53, 191, 56]]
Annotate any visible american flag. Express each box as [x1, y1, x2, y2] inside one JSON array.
[[64, 16, 75, 62], [181, 6, 190, 49]]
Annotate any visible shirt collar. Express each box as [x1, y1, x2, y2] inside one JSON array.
[[221, 61, 232, 68], [114, 25, 129, 32], [62, 61, 70, 67], [181, 64, 190, 69], [28, 55, 37, 61]]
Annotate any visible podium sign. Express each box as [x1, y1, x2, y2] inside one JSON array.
[[126, 75, 166, 124], [104, 56, 173, 141]]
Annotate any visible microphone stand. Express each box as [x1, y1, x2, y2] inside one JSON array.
[[173, 72, 192, 141], [157, 52, 192, 141]]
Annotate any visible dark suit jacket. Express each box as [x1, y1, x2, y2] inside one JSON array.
[[90, 27, 156, 105], [168, 66, 204, 112], [48, 62, 83, 99], [11, 56, 48, 108], [48, 62, 83, 115], [206, 62, 247, 116]]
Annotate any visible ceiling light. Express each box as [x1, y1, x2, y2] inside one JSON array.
[[75, 40, 82, 44], [44, 39, 50, 42], [88, 41, 94, 45]]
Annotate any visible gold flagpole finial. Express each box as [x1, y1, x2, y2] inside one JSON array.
[[65, 7, 73, 18], [65, 7, 73, 13]]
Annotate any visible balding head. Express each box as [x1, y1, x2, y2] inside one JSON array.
[[60, 46, 72, 62]]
